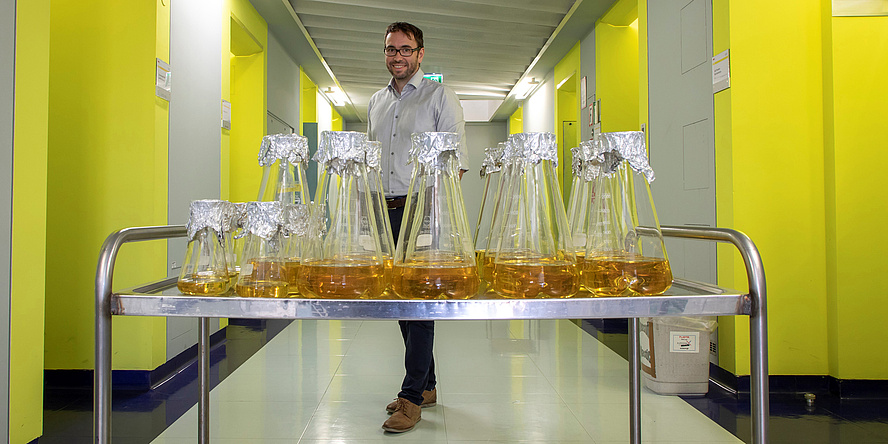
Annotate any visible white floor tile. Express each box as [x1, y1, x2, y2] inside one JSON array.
[[151, 319, 743, 444]]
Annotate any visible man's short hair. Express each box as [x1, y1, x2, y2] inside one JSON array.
[[385, 22, 424, 48]]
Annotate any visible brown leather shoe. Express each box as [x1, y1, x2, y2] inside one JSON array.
[[382, 398, 421, 433], [386, 388, 436, 413]]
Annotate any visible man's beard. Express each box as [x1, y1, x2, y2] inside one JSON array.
[[388, 60, 418, 80]]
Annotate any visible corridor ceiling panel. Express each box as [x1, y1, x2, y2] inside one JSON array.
[[289, 0, 576, 120]]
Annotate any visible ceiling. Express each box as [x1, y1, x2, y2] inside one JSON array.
[[251, 0, 616, 122]]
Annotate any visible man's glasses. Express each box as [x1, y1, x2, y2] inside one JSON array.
[[384, 46, 422, 57]]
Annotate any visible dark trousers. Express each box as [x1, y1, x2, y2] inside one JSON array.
[[389, 205, 436, 406]]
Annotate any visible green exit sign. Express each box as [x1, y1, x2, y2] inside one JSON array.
[[423, 73, 443, 83]]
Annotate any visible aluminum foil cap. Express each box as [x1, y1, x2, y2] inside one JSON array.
[[258, 133, 309, 166], [599, 131, 655, 182], [243, 201, 285, 240], [510, 132, 558, 166], [570, 146, 583, 176], [186, 200, 228, 241], [313, 131, 368, 175], [577, 140, 601, 182], [220, 201, 241, 232], [283, 203, 310, 237], [364, 140, 382, 171], [480, 146, 503, 177], [500, 140, 516, 164], [409, 132, 461, 167]]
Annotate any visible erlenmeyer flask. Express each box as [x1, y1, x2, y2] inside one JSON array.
[[282, 203, 310, 295], [362, 139, 396, 291], [298, 131, 386, 299], [392, 132, 479, 300], [583, 131, 672, 296], [221, 201, 244, 284], [472, 143, 505, 290], [256, 133, 311, 205], [479, 139, 517, 288], [236, 201, 290, 298], [565, 140, 599, 290], [492, 132, 579, 299], [178, 200, 230, 296]]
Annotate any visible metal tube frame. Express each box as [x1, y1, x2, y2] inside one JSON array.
[[95, 224, 767, 444]]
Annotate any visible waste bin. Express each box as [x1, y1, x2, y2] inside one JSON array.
[[639, 316, 717, 395]]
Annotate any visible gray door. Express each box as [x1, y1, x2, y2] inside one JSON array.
[[1, 0, 15, 433], [167, 0, 223, 359], [647, 0, 716, 285]]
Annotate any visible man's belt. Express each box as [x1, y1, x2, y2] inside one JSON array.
[[386, 196, 407, 209]]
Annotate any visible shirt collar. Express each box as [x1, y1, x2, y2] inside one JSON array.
[[388, 68, 426, 94]]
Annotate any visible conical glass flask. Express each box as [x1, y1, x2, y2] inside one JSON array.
[[583, 131, 672, 296], [178, 200, 230, 296], [565, 140, 599, 290], [392, 132, 479, 300], [221, 201, 244, 283], [472, 143, 505, 290], [282, 203, 310, 295], [256, 133, 311, 205], [363, 139, 397, 291], [492, 132, 579, 299], [235, 201, 290, 298], [298, 131, 386, 299], [479, 139, 517, 288]]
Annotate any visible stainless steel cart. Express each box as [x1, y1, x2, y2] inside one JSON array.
[[95, 225, 768, 444]]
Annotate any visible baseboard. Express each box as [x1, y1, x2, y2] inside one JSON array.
[[45, 326, 227, 391]]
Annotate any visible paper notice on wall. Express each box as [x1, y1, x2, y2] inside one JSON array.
[[712, 49, 730, 93], [156, 58, 171, 101], [580, 76, 587, 108], [221, 100, 231, 130]]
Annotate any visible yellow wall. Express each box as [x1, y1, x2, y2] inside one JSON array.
[[509, 105, 523, 134], [44, 0, 169, 372], [586, 0, 871, 379], [637, 1, 648, 135], [10, 1, 50, 440], [554, 42, 580, 201], [827, 15, 888, 379], [712, 0, 741, 372], [227, 0, 268, 203], [716, 0, 830, 376], [332, 108, 343, 131], [300, 68, 318, 126], [595, 3, 640, 133]]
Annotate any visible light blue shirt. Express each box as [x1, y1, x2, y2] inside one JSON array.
[[367, 69, 468, 197]]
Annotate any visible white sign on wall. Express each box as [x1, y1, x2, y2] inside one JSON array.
[[155, 58, 171, 101], [712, 49, 730, 93]]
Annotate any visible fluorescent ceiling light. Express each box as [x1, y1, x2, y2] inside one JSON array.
[[516, 77, 541, 100], [323, 86, 349, 106]]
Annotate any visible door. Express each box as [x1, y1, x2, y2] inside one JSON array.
[[647, 0, 716, 285]]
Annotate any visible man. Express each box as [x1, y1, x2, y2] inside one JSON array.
[[367, 21, 467, 433]]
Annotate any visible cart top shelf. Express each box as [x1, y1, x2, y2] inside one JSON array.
[[111, 278, 749, 320]]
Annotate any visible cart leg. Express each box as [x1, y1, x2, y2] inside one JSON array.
[[95, 301, 112, 443], [750, 311, 769, 443], [199, 318, 210, 444], [629, 317, 641, 444]]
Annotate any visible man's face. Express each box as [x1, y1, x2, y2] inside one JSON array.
[[385, 31, 424, 81]]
